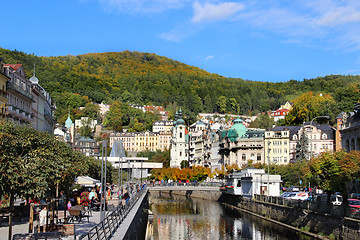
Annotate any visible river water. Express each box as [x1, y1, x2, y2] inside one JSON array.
[[146, 192, 314, 240]]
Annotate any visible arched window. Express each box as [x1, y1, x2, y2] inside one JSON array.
[[257, 154, 261, 161], [351, 139, 355, 151], [242, 154, 246, 161], [251, 153, 255, 160]]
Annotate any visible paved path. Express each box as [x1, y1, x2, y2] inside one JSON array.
[[0, 199, 121, 239]]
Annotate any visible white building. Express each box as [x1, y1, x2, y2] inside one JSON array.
[[225, 168, 282, 197], [152, 120, 173, 133], [170, 109, 189, 168]]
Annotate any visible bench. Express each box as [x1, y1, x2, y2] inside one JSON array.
[[67, 208, 90, 223]]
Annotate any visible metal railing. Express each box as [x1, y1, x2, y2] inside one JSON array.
[[149, 181, 223, 187], [253, 194, 359, 219], [79, 186, 147, 240]]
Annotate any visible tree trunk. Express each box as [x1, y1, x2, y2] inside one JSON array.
[[8, 193, 14, 240]]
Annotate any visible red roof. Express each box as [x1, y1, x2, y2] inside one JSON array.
[[274, 108, 289, 116], [4, 64, 22, 70]]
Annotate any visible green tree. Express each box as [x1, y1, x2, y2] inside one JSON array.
[[0, 120, 89, 238], [306, 151, 360, 203], [217, 96, 227, 114], [81, 102, 100, 120], [249, 113, 274, 129], [103, 100, 126, 132]]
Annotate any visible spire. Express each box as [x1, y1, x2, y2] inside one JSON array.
[[29, 61, 39, 84]]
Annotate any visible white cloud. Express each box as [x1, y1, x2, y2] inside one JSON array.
[[99, 0, 187, 13], [230, 0, 360, 50], [158, 32, 182, 42], [314, 7, 360, 26], [205, 55, 214, 60], [192, 1, 245, 23]]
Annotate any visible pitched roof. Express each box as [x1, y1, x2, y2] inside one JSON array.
[[4, 64, 22, 70]]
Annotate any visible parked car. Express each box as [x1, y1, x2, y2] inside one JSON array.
[[290, 192, 309, 201], [331, 195, 343, 205], [350, 193, 360, 200], [280, 192, 292, 198]]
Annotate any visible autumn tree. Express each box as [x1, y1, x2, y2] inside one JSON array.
[[285, 92, 337, 125], [305, 151, 360, 203]]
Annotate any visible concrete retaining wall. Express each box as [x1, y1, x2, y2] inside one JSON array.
[[113, 191, 149, 240], [218, 193, 360, 240]]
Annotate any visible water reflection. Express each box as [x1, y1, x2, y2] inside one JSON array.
[[147, 191, 314, 240]]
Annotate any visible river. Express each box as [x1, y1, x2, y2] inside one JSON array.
[[146, 192, 314, 240]]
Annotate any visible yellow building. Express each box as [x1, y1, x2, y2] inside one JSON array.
[[110, 130, 171, 156], [264, 127, 290, 165], [0, 58, 9, 117]]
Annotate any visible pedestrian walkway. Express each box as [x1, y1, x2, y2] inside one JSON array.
[[0, 199, 121, 239]]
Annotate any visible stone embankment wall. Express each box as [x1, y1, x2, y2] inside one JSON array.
[[218, 193, 360, 240]]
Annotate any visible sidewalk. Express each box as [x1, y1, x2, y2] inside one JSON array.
[[0, 199, 121, 239]]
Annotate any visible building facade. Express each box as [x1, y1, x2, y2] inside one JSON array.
[[109, 130, 172, 156], [264, 127, 291, 165], [73, 137, 99, 157], [340, 104, 360, 152], [152, 120, 173, 133], [0, 58, 9, 117], [219, 118, 265, 168], [4, 64, 34, 124], [289, 123, 335, 161], [170, 109, 189, 168]]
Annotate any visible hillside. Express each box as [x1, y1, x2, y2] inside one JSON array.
[[1, 47, 360, 123]]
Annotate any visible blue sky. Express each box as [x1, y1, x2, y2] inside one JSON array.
[[2, 0, 360, 82]]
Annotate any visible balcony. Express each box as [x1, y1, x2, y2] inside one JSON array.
[[6, 81, 34, 102]]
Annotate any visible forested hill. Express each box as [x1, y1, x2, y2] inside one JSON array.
[[1, 47, 360, 122]]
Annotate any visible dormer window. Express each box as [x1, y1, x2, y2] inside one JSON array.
[[293, 135, 297, 140], [322, 133, 328, 140]]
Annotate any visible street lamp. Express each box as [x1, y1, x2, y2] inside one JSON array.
[[267, 141, 271, 196], [309, 116, 330, 159], [100, 140, 107, 221]]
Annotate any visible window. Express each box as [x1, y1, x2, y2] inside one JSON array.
[[242, 154, 246, 161], [257, 154, 261, 161]]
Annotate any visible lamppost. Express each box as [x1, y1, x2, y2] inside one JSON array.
[[267, 141, 271, 196], [100, 140, 107, 221], [309, 116, 330, 159]]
